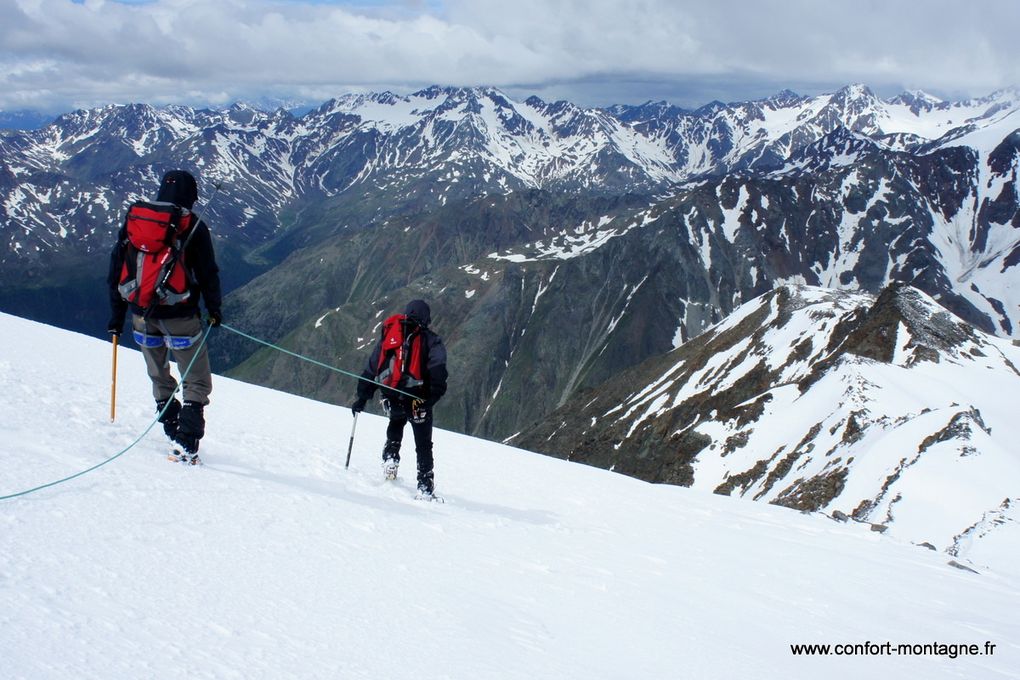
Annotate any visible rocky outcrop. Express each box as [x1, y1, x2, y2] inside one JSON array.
[[517, 284, 1020, 567]]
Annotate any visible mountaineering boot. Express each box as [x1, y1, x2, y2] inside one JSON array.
[[415, 469, 435, 500], [170, 401, 205, 465], [382, 439, 401, 480], [156, 398, 182, 440], [168, 447, 201, 465]]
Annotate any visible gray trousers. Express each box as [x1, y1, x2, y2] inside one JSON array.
[[132, 314, 212, 405]]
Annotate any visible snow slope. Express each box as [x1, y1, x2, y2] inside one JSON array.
[[1, 313, 1018, 679]]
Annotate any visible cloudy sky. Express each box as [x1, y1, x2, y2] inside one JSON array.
[[2, 0, 1019, 113]]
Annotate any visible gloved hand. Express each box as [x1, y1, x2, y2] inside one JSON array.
[[207, 309, 222, 327], [350, 396, 368, 416], [107, 314, 125, 335]]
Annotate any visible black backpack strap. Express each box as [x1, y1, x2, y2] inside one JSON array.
[[180, 211, 200, 250], [162, 206, 183, 247]]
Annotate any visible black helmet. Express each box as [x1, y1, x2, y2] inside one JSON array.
[[156, 170, 198, 209], [404, 299, 431, 327]]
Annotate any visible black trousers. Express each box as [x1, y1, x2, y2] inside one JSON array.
[[384, 409, 434, 480]]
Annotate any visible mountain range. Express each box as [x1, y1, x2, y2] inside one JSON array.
[[1, 83, 1018, 448]]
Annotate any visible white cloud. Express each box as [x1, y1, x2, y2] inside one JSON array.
[[1, 0, 1018, 112]]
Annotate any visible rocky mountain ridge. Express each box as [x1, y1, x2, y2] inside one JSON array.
[[516, 283, 1020, 563]]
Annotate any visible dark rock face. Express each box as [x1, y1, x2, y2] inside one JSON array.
[[517, 285, 791, 478]]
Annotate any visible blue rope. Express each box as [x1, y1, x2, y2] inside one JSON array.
[[0, 326, 213, 501], [3, 320, 412, 499], [219, 322, 417, 399]]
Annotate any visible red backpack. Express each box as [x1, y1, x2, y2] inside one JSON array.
[[376, 314, 426, 390], [117, 201, 195, 311]]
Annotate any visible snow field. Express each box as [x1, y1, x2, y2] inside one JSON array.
[[1, 313, 1018, 679]]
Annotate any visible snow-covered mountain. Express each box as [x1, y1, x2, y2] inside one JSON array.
[[2, 312, 1018, 679], [1, 102, 299, 265], [519, 284, 1020, 572], [486, 112, 1020, 338], [2, 84, 1018, 443], [2, 84, 1018, 265], [227, 121, 1020, 442]]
